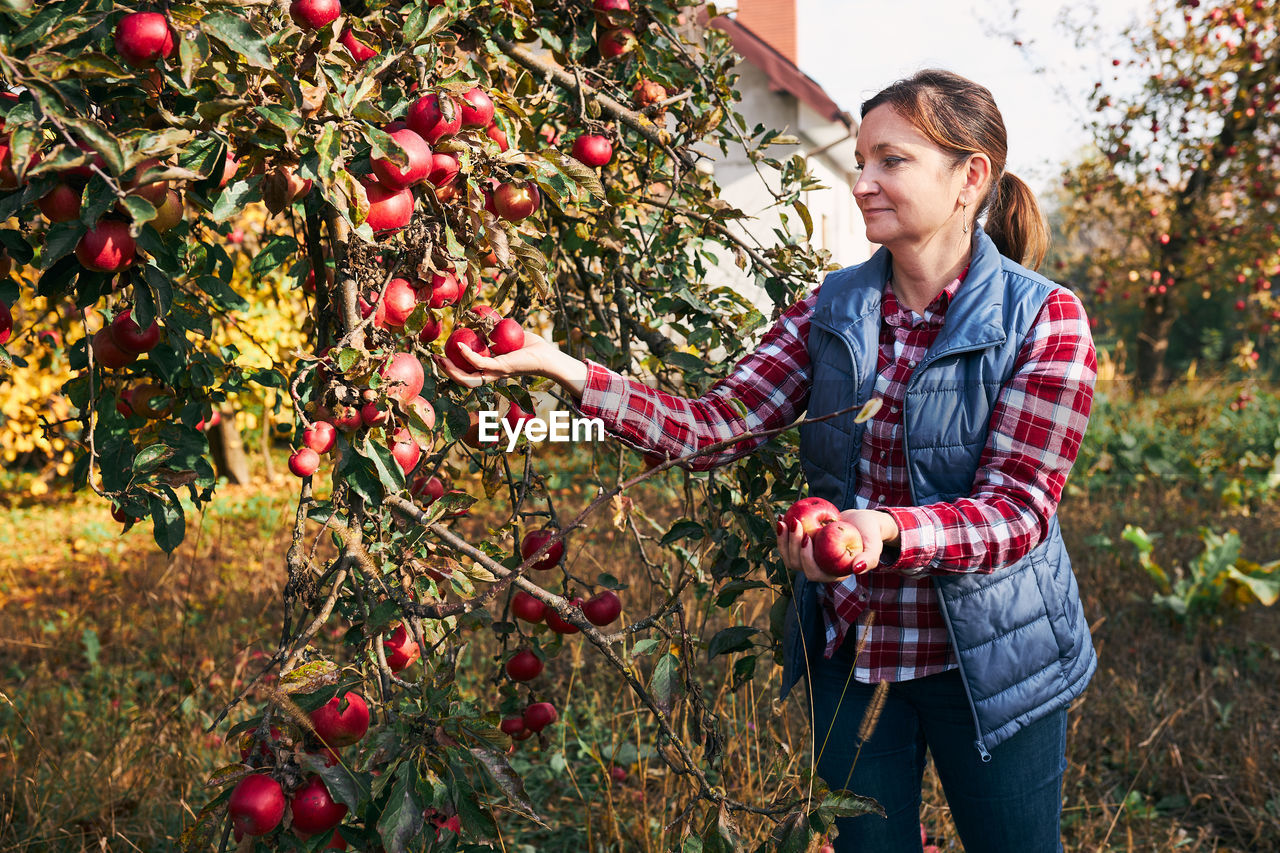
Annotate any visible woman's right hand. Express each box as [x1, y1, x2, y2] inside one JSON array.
[[775, 518, 855, 584], [436, 329, 587, 397]]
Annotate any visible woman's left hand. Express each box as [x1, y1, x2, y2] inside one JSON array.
[[836, 509, 901, 573]]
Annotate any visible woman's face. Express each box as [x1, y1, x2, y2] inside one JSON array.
[[853, 105, 974, 252]]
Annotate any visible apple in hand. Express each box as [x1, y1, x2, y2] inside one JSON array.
[[809, 519, 865, 576], [782, 496, 840, 538], [444, 327, 490, 373], [488, 317, 525, 355]]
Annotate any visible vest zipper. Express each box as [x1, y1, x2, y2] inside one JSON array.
[[904, 343, 999, 764]]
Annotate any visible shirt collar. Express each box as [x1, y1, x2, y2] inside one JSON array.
[[882, 263, 971, 328]]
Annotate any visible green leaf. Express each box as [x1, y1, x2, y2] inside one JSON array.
[[661, 519, 704, 546], [650, 652, 680, 712], [40, 221, 85, 270], [60, 117, 125, 176], [143, 265, 174, 320], [250, 235, 299, 278], [195, 275, 250, 311], [120, 195, 157, 227], [819, 789, 884, 819], [377, 769, 424, 853], [361, 435, 405, 493], [134, 444, 176, 471], [299, 753, 364, 810], [706, 626, 759, 660], [631, 638, 660, 657], [254, 105, 303, 136], [211, 177, 262, 222], [470, 745, 542, 821], [148, 487, 186, 554], [202, 12, 274, 70], [179, 30, 211, 89]]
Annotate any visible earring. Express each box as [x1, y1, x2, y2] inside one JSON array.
[[962, 200, 968, 234]]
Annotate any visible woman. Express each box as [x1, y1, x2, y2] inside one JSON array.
[[442, 69, 1097, 853]]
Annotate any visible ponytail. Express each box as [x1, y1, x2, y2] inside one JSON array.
[[983, 171, 1049, 271]]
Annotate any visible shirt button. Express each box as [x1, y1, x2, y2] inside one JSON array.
[[879, 450, 886, 458], [908, 360, 916, 368], [891, 406, 899, 414], [877, 494, 886, 503]]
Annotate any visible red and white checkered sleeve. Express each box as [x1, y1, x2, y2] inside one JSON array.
[[883, 287, 1097, 574], [572, 291, 818, 470]]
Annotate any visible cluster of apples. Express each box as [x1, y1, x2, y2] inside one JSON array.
[[593, 0, 638, 59], [781, 496, 866, 576], [227, 691, 369, 841]]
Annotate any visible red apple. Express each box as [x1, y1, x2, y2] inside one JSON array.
[[128, 383, 172, 419], [0, 136, 38, 188], [109, 309, 160, 354], [426, 152, 460, 188], [522, 702, 558, 732], [390, 427, 421, 473], [503, 402, 535, 434], [417, 315, 442, 343], [782, 496, 840, 538], [92, 329, 137, 369], [360, 400, 390, 427], [500, 715, 528, 736], [459, 87, 495, 127], [485, 123, 509, 152], [406, 395, 435, 429], [308, 692, 370, 748], [124, 157, 169, 207], [290, 0, 341, 30], [444, 327, 490, 373], [303, 421, 337, 453], [289, 447, 320, 477], [593, 0, 631, 26], [810, 519, 864, 576], [545, 597, 584, 634], [361, 177, 414, 233], [520, 528, 564, 571], [571, 134, 613, 167], [113, 12, 175, 68], [377, 277, 418, 327], [406, 93, 461, 144], [290, 775, 348, 835], [0, 301, 11, 345], [488, 318, 525, 355], [511, 590, 547, 623], [237, 726, 283, 762], [371, 128, 431, 190], [338, 28, 378, 62], [472, 304, 502, 325], [38, 183, 81, 222], [505, 649, 543, 682], [331, 404, 363, 433], [384, 623, 421, 672], [426, 271, 461, 308], [151, 189, 183, 232], [219, 151, 238, 187], [582, 590, 621, 626], [598, 27, 636, 59], [409, 474, 445, 505], [229, 774, 286, 837], [633, 78, 668, 108], [379, 352, 424, 402], [492, 181, 540, 221], [76, 220, 136, 273]]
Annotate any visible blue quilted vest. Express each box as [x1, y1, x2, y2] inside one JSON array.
[[781, 225, 1097, 758]]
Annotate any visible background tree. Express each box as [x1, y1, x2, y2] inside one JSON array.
[[0, 1, 865, 849], [1053, 0, 1279, 384]]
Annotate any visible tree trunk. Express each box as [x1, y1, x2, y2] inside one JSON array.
[[209, 408, 251, 484], [1135, 293, 1175, 388]]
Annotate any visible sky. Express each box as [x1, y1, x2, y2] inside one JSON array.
[[798, 0, 1155, 195]]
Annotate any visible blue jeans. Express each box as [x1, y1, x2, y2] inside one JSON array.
[[807, 648, 1068, 853]]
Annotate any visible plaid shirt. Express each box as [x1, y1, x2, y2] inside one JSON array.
[[574, 268, 1096, 683]]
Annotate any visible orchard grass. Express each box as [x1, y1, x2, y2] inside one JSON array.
[[1, 382, 1278, 851]]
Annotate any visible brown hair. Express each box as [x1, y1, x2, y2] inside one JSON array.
[[860, 69, 1049, 270]]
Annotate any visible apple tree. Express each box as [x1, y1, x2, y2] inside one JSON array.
[[0, 0, 863, 849], [1052, 0, 1279, 383]]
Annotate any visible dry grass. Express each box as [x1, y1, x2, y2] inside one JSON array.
[[1, 452, 1278, 852]]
